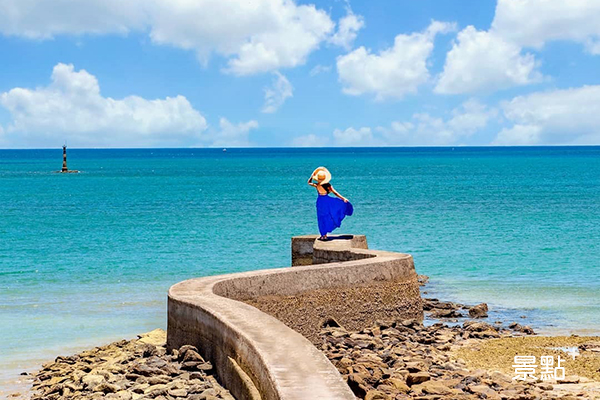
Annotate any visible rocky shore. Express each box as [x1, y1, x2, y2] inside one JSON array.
[[24, 330, 235, 400], [10, 276, 600, 400], [318, 291, 600, 399]]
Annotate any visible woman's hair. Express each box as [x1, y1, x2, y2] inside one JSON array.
[[321, 183, 332, 193]]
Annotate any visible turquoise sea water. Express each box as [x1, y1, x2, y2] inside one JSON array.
[[1, 147, 599, 390]]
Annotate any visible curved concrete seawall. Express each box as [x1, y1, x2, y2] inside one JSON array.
[[167, 235, 422, 400]]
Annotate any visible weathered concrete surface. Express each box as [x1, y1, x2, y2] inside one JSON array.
[[291, 234, 368, 266], [168, 235, 422, 400], [249, 236, 421, 343]]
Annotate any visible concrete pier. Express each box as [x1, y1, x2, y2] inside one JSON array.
[[167, 235, 422, 400]]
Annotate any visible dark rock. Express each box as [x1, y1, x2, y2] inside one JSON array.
[[177, 345, 199, 361], [182, 349, 204, 363], [347, 374, 368, 397], [140, 344, 157, 358], [431, 309, 463, 319], [468, 303, 488, 318], [406, 371, 430, 386], [93, 382, 120, 393]]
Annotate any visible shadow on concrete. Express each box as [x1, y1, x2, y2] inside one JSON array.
[[319, 235, 354, 241]]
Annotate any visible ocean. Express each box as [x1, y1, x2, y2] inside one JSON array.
[[1, 147, 599, 391]]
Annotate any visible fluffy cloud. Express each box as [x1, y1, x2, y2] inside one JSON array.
[[0, 63, 207, 148], [333, 127, 376, 146], [0, 0, 340, 76], [0, 0, 145, 38], [494, 85, 600, 145], [328, 9, 364, 50], [437, 0, 600, 93], [435, 27, 543, 94], [205, 118, 258, 147], [492, 0, 600, 54], [378, 100, 496, 145], [152, 0, 335, 76], [336, 21, 455, 100], [262, 72, 293, 114], [331, 100, 495, 146]]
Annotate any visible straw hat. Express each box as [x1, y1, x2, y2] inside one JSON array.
[[312, 166, 331, 184]]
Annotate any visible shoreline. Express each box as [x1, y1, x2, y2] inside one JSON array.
[[4, 277, 599, 399]]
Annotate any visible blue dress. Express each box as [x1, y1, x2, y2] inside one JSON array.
[[316, 194, 354, 236]]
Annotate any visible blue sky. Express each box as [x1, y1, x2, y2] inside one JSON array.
[[1, 0, 600, 148]]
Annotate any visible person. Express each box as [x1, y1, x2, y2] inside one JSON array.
[[307, 167, 353, 240]]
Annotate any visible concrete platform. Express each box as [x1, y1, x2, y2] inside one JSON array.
[[167, 235, 422, 400]]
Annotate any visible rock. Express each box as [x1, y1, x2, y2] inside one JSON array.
[[168, 388, 188, 397], [364, 389, 389, 400], [431, 309, 463, 318], [558, 375, 580, 384], [520, 325, 535, 334], [382, 378, 409, 393], [94, 382, 120, 393], [147, 375, 170, 385], [115, 390, 132, 400], [137, 329, 166, 347], [144, 383, 168, 397], [406, 371, 430, 386], [322, 317, 343, 328], [415, 380, 453, 395], [405, 361, 428, 372], [139, 343, 157, 358], [536, 382, 553, 390], [82, 374, 105, 388], [347, 374, 367, 397], [131, 383, 149, 393], [468, 303, 488, 318], [197, 362, 213, 372], [468, 384, 500, 399], [470, 329, 500, 339], [183, 349, 204, 363], [177, 345, 199, 361]]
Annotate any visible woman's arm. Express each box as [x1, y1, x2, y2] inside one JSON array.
[[330, 186, 348, 202]]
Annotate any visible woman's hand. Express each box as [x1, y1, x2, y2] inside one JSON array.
[[343, 198, 349, 203]]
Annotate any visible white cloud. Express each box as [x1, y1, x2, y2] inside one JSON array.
[[328, 9, 364, 50], [492, 0, 600, 54], [333, 127, 376, 146], [291, 133, 328, 147], [437, 1, 600, 94], [309, 64, 332, 77], [262, 72, 293, 114], [336, 21, 455, 100], [435, 26, 543, 94], [331, 100, 495, 146], [378, 99, 496, 145], [494, 85, 600, 145], [0, 63, 207, 148], [0, 0, 336, 76], [494, 125, 543, 146], [205, 118, 258, 147], [0, 0, 145, 39]]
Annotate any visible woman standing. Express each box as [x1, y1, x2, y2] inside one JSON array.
[[308, 167, 353, 240]]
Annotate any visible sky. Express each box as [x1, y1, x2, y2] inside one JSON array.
[[1, 0, 600, 148]]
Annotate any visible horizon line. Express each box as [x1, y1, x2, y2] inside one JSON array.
[[2, 144, 600, 150]]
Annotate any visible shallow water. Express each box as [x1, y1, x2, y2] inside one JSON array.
[[1, 147, 599, 391]]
